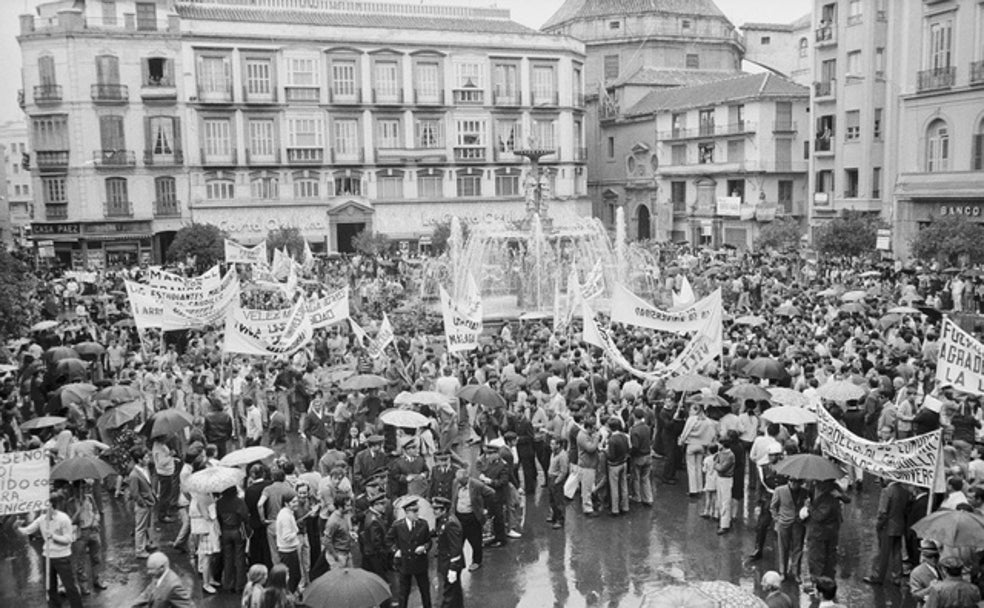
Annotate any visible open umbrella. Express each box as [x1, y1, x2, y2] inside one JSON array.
[[767, 387, 811, 408], [912, 510, 984, 548], [859, 270, 881, 278], [743, 358, 788, 380], [47, 382, 97, 412], [817, 287, 843, 297], [93, 384, 143, 404], [687, 393, 729, 408], [220, 446, 275, 467], [640, 586, 715, 608], [518, 311, 552, 321], [393, 391, 450, 407], [393, 495, 436, 530], [773, 454, 843, 481], [146, 408, 194, 437], [50, 456, 116, 481], [113, 319, 135, 328], [840, 302, 867, 314], [43, 346, 80, 366], [339, 374, 390, 391], [31, 320, 59, 332], [879, 313, 902, 329], [52, 358, 88, 380], [302, 568, 391, 608], [733, 315, 766, 327], [841, 290, 867, 302], [726, 384, 772, 403], [317, 367, 355, 387], [96, 401, 144, 431], [761, 405, 817, 426], [184, 466, 245, 494], [21, 415, 68, 431], [888, 306, 921, 314], [73, 342, 106, 357], [816, 380, 866, 402], [457, 385, 506, 409], [666, 373, 713, 393], [775, 304, 801, 317]]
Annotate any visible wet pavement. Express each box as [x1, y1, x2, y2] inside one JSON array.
[[1, 458, 914, 608]]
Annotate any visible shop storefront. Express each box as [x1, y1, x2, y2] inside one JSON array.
[[31, 220, 154, 269], [190, 203, 335, 251], [895, 198, 984, 259]]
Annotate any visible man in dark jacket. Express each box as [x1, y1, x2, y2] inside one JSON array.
[[451, 469, 495, 571], [807, 479, 849, 580], [629, 408, 653, 505], [606, 417, 631, 515], [359, 493, 390, 579], [353, 435, 389, 493], [513, 410, 538, 493], [432, 497, 464, 608], [477, 443, 510, 546], [428, 451, 459, 503], [864, 480, 911, 585], [386, 499, 432, 608], [203, 399, 234, 458], [659, 402, 685, 484]]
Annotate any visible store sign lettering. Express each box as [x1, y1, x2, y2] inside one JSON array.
[[939, 205, 984, 218], [32, 223, 80, 235], [217, 218, 328, 234], [421, 212, 522, 227]]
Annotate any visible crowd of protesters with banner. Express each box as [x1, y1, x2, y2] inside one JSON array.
[[6, 239, 984, 607]]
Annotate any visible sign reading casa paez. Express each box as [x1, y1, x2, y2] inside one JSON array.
[[936, 316, 984, 395]]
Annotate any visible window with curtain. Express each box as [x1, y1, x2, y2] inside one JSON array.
[[198, 56, 231, 94], [495, 119, 520, 153], [415, 118, 443, 148], [149, 116, 174, 156]]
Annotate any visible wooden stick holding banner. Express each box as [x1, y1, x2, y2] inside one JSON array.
[[928, 432, 943, 517]]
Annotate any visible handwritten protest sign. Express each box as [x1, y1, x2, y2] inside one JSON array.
[[936, 316, 984, 396], [817, 406, 944, 490], [611, 284, 722, 334], [0, 449, 51, 516]]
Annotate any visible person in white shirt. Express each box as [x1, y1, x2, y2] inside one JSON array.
[[17, 493, 84, 608], [275, 492, 305, 594], [244, 397, 264, 447]]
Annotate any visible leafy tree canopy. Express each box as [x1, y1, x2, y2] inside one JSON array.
[[267, 226, 306, 261], [0, 250, 37, 342], [430, 220, 470, 254], [813, 211, 879, 259], [352, 230, 394, 257], [754, 218, 804, 252], [909, 215, 984, 265], [166, 223, 226, 270]]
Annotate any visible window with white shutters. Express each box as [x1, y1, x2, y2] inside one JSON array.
[[245, 59, 272, 98], [287, 116, 322, 149], [927, 119, 950, 172], [929, 21, 952, 70], [331, 61, 358, 99], [249, 119, 276, 162], [289, 58, 317, 86], [493, 64, 519, 103], [333, 119, 360, 160], [532, 65, 556, 104], [374, 62, 400, 101], [203, 118, 232, 162], [415, 62, 440, 102], [376, 119, 401, 148], [198, 56, 231, 97]]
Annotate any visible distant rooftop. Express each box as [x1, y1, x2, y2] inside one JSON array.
[[543, 0, 730, 31], [741, 13, 811, 33], [611, 66, 741, 89], [176, 0, 534, 34], [625, 72, 808, 116]]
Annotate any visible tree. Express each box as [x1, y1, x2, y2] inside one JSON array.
[[352, 230, 393, 257], [0, 250, 37, 342], [430, 220, 470, 254], [813, 211, 879, 258], [166, 223, 226, 270], [266, 226, 305, 261], [754, 218, 804, 252], [909, 215, 984, 265]]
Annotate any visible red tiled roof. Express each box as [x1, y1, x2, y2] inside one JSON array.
[[543, 0, 729, 31], [624, 72, 808, 116], [612, 67, 741, 88], [176, 4, 537, 35]]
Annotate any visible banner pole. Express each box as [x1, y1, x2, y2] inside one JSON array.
[[928, 430, 943, 517]]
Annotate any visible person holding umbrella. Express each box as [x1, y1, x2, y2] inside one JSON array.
[[807, 479, 850, 582], [67, 480, 107, 594]]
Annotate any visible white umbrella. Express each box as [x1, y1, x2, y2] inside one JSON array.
[[761, 406, 817, 426], [816, 380, 866, 402], [767, 387, 811, 408], [379, 408, 431, 428], [840, 290, 867, 302], [220, 446, 275, 467], [184, 466, 245, 494]]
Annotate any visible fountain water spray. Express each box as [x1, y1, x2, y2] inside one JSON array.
[[615, 206, 627, 285]]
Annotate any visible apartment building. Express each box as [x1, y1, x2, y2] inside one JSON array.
[[0, 120, 32, 233], [741, 15, 813, 86], [891, 0, 984, 258], [596, 73, 809, 248], [18, 0, 588, 268], [807, 0, 892, 233]]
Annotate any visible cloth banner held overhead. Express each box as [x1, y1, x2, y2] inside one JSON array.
[[671, 275, 696, 309], [301, 239, 315, 272], [125, 280, 186, 330], [936, 316, 984, 396], [147, 265, 221, 292], [145, 270, 241, 328], [224, 240, 268, 266], [308, 287, 350, 328], [611, 284, 722, 334], [271, 248, 293, 281], [0, 449, 50, 516], [223, 296, 312, 357], [368, 314, 394, 359], [582, 295, 723, 380], [441, 286, 483, 353], [817, 405, 945, 491]]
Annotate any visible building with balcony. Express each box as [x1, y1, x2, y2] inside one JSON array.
[[595, 73, 809, 248], [740, 16, 813, 86], [18, 0, 588, 266], [805, 0, 892, 234], [0, 120, 33, 235], [891, 0, 984, 258]]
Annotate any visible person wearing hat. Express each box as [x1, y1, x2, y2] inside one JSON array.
[[909, 539, 942, 606], [748, 442, 785, 560], [388, 439, 429, 499], [477, 441, 511, 546], [760, 570, 791, 608], [358, 492, 390, 582], [429, 450, 460, 503], [386, 498, 432, 608], [924, 555, 981, 607], [353, 434, 389, 493], [432, 496, 464, 608]]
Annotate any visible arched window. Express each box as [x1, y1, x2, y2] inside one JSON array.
[[205, 172, 235, 200], [293, 170, 320, 199], [250, 171, 279, 200], [417, 168, 443, 199], [799, 38, 809, 58], [926, 119, 950, 172]]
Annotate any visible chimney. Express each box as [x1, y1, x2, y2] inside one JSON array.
[[56, 8, 84, 31], [19, 14, 35, 35]]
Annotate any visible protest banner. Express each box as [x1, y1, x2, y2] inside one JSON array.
[[224, 240, 268, 266], [611, 284, 722, 334], [0, 449, 51, 516], [936, 316, 984, 396], [440, 286, 482, 353], [307, 287, 350, 329], [671, 275, 696, 308], [271, 248, 292, 280], [367, 314, 394, 359], [223, 297, 313, 357], [147, 265, 221, 292], [125, 281, 187, 330], [817, 405, 945, 491]]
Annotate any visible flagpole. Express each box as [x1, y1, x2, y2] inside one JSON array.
[[928, 429, 944, 517]]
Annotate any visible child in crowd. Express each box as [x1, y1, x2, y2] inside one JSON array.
[[701, 444, 719, 518]]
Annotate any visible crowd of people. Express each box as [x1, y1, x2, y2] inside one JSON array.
[[5, 245, 984, 608]]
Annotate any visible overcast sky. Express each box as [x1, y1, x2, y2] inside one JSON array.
[[0, 0, 810, 124]]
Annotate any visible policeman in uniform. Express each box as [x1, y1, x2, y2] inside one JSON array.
[[432, 496, 464, 608], [359, 493, 391, 585], [428, 450, 459, 502], [353, 435, 390, 493]]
